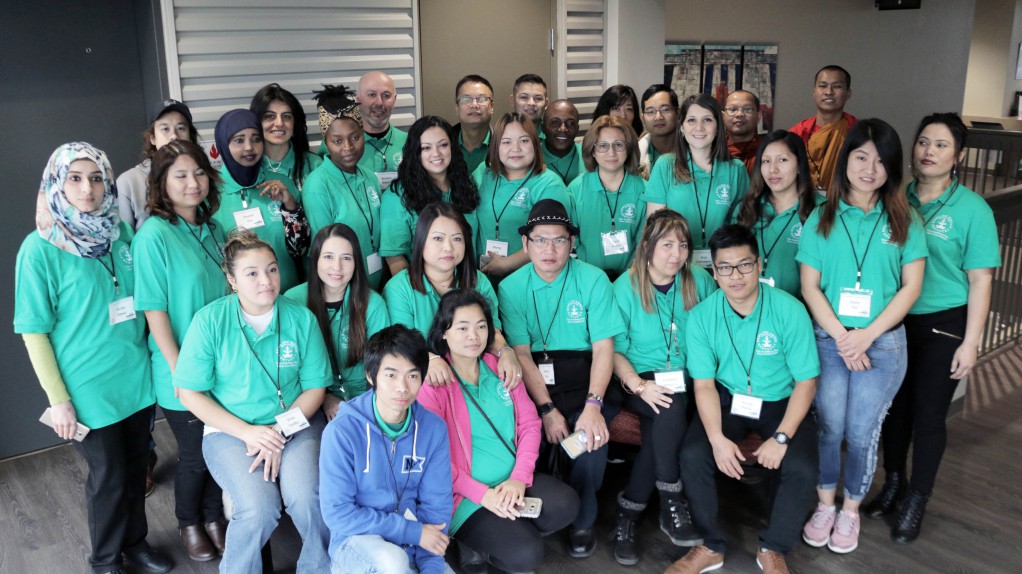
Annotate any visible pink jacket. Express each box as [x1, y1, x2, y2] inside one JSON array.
[[416, 353, 542, 512]]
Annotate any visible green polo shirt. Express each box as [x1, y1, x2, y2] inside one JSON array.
[[542, 142, 584, 186], [133, 216, 228, 410], [378, 181, 480, 260], [687, 285, 819, 401], [642, 154, 750, 249], [383, 269, 500, 336], [261, 145, 322, 192], [14, 226, 154, 428], [450, 361, 516, 533], [303, 160, 383, 288], [174, 295, 332, 425], [497, 259, 625, 352], [473, 165, 571, 257], [569, 170, 647, 277], [213, 165, 302, 292], [908, 180, 1001, 314], [459, 129, 491, 175], [743, 194, 825, 297], [612, 266, 717, 375], [797, 201, 928, 328], [359, 126, 408, 189], [283, 283, 390, 399]]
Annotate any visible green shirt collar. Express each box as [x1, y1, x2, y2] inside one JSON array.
[[373, 395, 413, 438], [529, 259, 571, 292]]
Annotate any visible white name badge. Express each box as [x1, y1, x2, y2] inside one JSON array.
[[485, 239, 509, 258], [838, 287, 873, 318], [759, 276, 775, 287], [233, 207, 265, 229], [654, 370, 686, 393], [601, 230, 629, 256], [693, 249, 713, 269], [730, 393, 763, 419], [403, 507, 418, 521], [366, 252, 384, 275], [109, 297, 136, 325], [376, 171, 399, 190], [275, 407, 310, 437], [538, 362, 556, 386]]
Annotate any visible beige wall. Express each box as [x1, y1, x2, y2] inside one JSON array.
[[964, 0, 1016, 116], [665, 0, 974, 154]]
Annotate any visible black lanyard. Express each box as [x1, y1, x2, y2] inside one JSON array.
[[532, 261, 571, 359], [453, 362, 517, 457], [759, 205, 798, 275], [238, 305, 285, 410], [600, 172, 626, 231], [839, 205, 885, 290], [326, 302, 344, 380], [689, 158, 716, 245], [722, 288, 765, 395], [490, 170, 534, 239], [341, 171, 377, 250], [183, 220, 225, 273], [920, 178, 960, 228], [366, 130, 393, 171], [651, 275, 680, 369], [238, 183, 261, 209], [548, 146, 577, 184], [97, 253, 121, 295], [376, 411, 414, 514]]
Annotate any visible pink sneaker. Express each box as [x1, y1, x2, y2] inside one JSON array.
[[802, 503, 836, 547], [827, 509, 860, 553]]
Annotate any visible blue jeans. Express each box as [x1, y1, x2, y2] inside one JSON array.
[[204, 413, 330, 574], [330, 535, 456, 574], [814, 323, 907, 500]]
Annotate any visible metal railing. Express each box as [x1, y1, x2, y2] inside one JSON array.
[[980, 183, 1022, 356]]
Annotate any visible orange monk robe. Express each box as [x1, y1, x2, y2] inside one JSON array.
[[728, 134, 761, 177], [790, 112, 857, 191]]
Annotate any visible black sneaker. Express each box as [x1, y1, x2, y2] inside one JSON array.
[[124, 546, 173, 574], [609, 510, 639, 565], [660, 495, 702, 547], [568, 527, 597, 558]]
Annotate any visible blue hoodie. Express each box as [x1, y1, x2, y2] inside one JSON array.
[[320, 390, 453, 573]]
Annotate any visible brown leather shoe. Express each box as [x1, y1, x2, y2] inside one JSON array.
[[756, 548, 790, 574], [180, 523, 217, 562], [204, 519, 227, 555], [663, 545, 724, 574], [145, 451, 157, 497]]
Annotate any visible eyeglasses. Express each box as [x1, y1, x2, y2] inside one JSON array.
[[642, 105, 675, 118], [457, 95, 493, 105], [527, 236, 570, 247], [723, 106, 756, 116], [594, 141, 626, 153], [714, 261, 757, 276]]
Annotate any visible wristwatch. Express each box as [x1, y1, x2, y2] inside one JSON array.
[[539, 402, 556, 416], [773, 431, 790, 445]]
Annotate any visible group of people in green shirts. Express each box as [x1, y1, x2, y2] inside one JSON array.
[[14, 66, 1000, 574]]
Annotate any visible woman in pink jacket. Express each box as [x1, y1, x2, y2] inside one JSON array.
[[418, 289, 579, 574]]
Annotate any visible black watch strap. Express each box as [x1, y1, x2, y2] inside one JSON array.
[[539, 402, 556, 416], [774, 431, 790, 445]]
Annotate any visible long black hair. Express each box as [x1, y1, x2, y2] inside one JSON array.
[[306, 223, 369, 370], [737, 130, 817, 227], [250, 83, 313, 188], [397, 116, 480, 215], [426, 289, 496, 359], [409, 202, 478, 295], [592, 84, 643, 137]]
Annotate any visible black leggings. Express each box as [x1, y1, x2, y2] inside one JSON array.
[[455, 474, 579, 572], [621, 383, 689, 504], [881, 306, 967, 495], [163, 408, 224, 527]]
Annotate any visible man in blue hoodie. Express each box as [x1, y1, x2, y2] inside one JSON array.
[[320, 325, 455, 573]]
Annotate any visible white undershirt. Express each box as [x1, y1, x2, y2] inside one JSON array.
[[241, 306, 274, 335]]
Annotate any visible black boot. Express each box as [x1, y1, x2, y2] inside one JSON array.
[[864, 471, 906, 519], [891, 490, 929, 544], [456, 540, 487, 574], [657, 481, 702, 547], [609, 493, 644, 566]]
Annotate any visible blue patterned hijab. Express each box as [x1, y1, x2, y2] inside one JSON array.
[[35, 142, 120, 258]]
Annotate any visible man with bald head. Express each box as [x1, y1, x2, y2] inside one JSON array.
[[723, 90, 762, 176], [542, 100, 582, 185], [356, 70, 407, 190], [790, 65, 856, 191]]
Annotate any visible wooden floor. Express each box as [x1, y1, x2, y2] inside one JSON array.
[[3, 346, 1022, 573]]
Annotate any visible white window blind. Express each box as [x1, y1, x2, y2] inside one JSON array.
[[161, 0, 419, 150], [556, 0, 607, 134]]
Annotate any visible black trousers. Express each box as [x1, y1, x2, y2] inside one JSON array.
[[163, 408, 223, 527], [621, 379, 689, 504], [881, 306, 968, 495], [455, 473, 580, 572], [680, 395, 817, 554], [73, 405, 154, 573]]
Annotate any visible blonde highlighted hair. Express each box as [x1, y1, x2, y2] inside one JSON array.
[[629, 209, 699, 313]]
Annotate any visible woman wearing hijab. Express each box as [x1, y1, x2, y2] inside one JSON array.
[[15, 143, 173, 574], [211, 109, 310, 292]]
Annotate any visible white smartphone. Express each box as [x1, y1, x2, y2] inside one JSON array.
[[560, 429, 588, 459], [520, 497, 543, 518], [39, 407, 90, 442]]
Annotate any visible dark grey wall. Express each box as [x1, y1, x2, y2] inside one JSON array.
[[0, 0, 165, 459]]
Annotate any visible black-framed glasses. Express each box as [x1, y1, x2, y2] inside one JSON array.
[[714, 261, 757, 276]]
